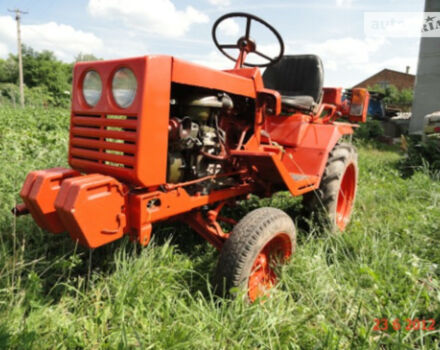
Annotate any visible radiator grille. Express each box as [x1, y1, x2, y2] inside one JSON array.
[[70, 114, 137, 173]]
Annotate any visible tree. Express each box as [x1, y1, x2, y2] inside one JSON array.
[[75, 53, 101, 62], [369, 84, 414, 111], [20, 45, 73, 106], [1, 46, 99, 107], [0, 55, 18, 83]]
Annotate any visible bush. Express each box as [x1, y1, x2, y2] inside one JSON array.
[[0, 83, 62, 108], [354, 118, 384, 140], [0, 83, 20, 106], [25, 85, 56, 107], [399, 136, 440, 177]]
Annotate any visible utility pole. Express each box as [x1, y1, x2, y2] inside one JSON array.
[[8, 8, 27, 108]]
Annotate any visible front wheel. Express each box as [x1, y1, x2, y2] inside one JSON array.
[[303, 143, 358, 232], [214, 207, 296, 302]]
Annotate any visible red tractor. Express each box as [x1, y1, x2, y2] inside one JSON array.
[[13, 13, 369, 301]]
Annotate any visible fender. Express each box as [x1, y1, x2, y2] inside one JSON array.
[[281, 122, 355, 189]]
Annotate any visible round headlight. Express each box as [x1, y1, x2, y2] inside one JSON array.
[[112, 68, 137, 108], [82, 70, 102, 107]]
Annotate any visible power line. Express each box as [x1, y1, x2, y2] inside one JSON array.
[[8, 8, 28, 108]]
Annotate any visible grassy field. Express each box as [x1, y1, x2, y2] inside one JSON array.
[[0, 106, 439, 349]]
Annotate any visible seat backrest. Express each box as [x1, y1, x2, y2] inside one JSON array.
[[263, 55, 324, 102]]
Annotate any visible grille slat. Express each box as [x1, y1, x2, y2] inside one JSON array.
[[71, 126, 137, 142], [71, 147, 135, 166], [70, 114, 138, 174], [71, 158, 134, 176], [71, 138, 136, 153], [72, 116, 137, 129]]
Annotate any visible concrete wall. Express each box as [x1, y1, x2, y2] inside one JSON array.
[[409, 0, 440, 134]]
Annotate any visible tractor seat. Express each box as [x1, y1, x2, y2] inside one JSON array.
[[263, 54, 324, 113], [281, 95, 315, 110]]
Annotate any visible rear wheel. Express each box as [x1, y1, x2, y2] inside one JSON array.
[[303, 143, 358, 232], [214, 207, 296, 302]]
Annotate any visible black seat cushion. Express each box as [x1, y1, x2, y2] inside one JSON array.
[[263, 55, 324, 111], [281, 95, 315, 110]]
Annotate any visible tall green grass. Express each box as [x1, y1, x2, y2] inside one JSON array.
[[0, 107, 439, 349]]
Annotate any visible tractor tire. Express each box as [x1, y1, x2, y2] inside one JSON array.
[[214, 207, 296, 302], [303, 142, 358, 232]]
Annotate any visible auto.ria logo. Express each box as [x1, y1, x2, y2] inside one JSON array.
[[364, 12, 440, 38], [422, 14, 440, 34]]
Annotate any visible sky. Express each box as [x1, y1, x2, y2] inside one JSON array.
[[0, 0, 426, 87]]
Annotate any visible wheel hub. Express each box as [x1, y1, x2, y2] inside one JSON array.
[[248, 233, 292, 301]]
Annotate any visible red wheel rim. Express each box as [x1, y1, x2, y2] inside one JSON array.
[[336, 163, 356, 231], [248, 233, 292, 302]]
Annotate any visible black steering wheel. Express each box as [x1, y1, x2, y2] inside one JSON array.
[[212, 12, 284, 68]]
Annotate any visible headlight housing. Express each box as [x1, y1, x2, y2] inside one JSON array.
[[82, 70, 102, 107], [112, 68, 137, 108]]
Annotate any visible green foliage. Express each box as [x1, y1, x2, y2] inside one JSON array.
[[0, 55, 18, 83], [0, 84, 55, 107], [75, 53, 101, 62], [399, 136, 440, 177], [354, 118, 384, 140], [0, 107, 439, 348], [21, 46, 72, 107], [0, 46, 73, 107], [0, 83, 20, 106], [370, 84, 414, 111], [0, 46, 100, 108], [24, 85, 55, 107]]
